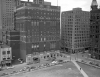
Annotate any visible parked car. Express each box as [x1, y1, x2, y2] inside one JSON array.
[[52, 61, 58, 64], [41, 64, 44, 67], [89, 62, 93, 65], [81, 60, 86, 63], [50, 63, 55, 66], [1, 73, 8, 76], [0, 67, 2, 71], [25, 66, 30, 69], [7, 66, 15, 69], [45, 63, 50, 67], [95, 63, 99, 66], [13, 71, 18, 73], [30, 66, 36, 69], [58, 60, 63, 63], [19, 69, 23, 72]]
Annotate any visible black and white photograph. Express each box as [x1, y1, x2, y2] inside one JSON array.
[[0, 0, 100, 77]]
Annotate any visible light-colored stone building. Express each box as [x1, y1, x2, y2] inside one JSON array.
[[0, 45, 12, 66], [61, 8, 90, 53], [0, 0, 15, 43]]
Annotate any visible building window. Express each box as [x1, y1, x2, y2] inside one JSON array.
[[2, 51, 6, 55], [7, 57, 10, 59], [50, 42, 56, 49], [41, 38, 42, 41], [44, 44, 46, 47], [7, 51, 10, 54]]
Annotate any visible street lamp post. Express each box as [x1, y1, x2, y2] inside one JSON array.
[[93, 56, 95, 64], [70, 48, 71, 61], [77, 50, 78, 61], [93, 47, 96, 64]]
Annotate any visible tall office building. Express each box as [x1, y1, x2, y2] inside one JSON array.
[[15, 1, 60, 61], [61, 8, 90, 53], [90, 0, 100, 60], [0, 0, 15, 43]]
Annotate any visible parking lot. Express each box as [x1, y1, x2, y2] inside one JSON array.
[[0, 52, 68, 77], [10, 61, 83, 77]]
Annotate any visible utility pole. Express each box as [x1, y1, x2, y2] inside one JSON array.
[[70, 50, 71, 61], [77, 50, 78, 61]]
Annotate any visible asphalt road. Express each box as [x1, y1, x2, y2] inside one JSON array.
[[11, 62, 83, 77], [77, 62, 100, 77], [0, 59, 52, 76], [1, 51, 100, 77], [0, 54, 69, 77]]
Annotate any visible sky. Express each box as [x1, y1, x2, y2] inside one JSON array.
[[22, 0, 100, 11]]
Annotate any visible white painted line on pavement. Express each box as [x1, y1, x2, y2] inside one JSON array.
[[72, 61, 88, 77]]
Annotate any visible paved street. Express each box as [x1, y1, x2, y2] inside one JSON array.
[[0, 53, 68, 76], [77, 62, 100, 77], [0, 58, 52, 76], [0, 51, 100, 77], [10, 62, 83, 77]]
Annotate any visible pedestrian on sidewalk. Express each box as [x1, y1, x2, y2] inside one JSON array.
[[80, 68, 81, 70]]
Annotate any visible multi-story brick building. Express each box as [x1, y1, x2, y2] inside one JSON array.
[[15, 1, 60, 61], [34, 0, 44, 4], [90, 0, 100, 60], [6, 30, 20, 62], [61, 8, 90, 53]]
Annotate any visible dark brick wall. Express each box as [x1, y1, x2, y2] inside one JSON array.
[[90, 7, 100, 60], [6, 31, 20, 60], [16, 2, 60, 61]]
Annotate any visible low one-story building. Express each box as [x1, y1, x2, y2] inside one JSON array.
[[0, 45, 12, 67]]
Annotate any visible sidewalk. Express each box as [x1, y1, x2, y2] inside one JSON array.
[[87, 57, 100, 63], [72, 60, 88, 77]]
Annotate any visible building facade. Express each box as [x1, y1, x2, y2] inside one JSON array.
[[6, 30, 20, 62], [90, 0, 100, 60], [15, 1, 60, 61], [26, 50, 64, 64], [0, 45, 12, 67], [33, 0, 44, 4], [61, 8, 90, 53], [0, 0, 16, 43]]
